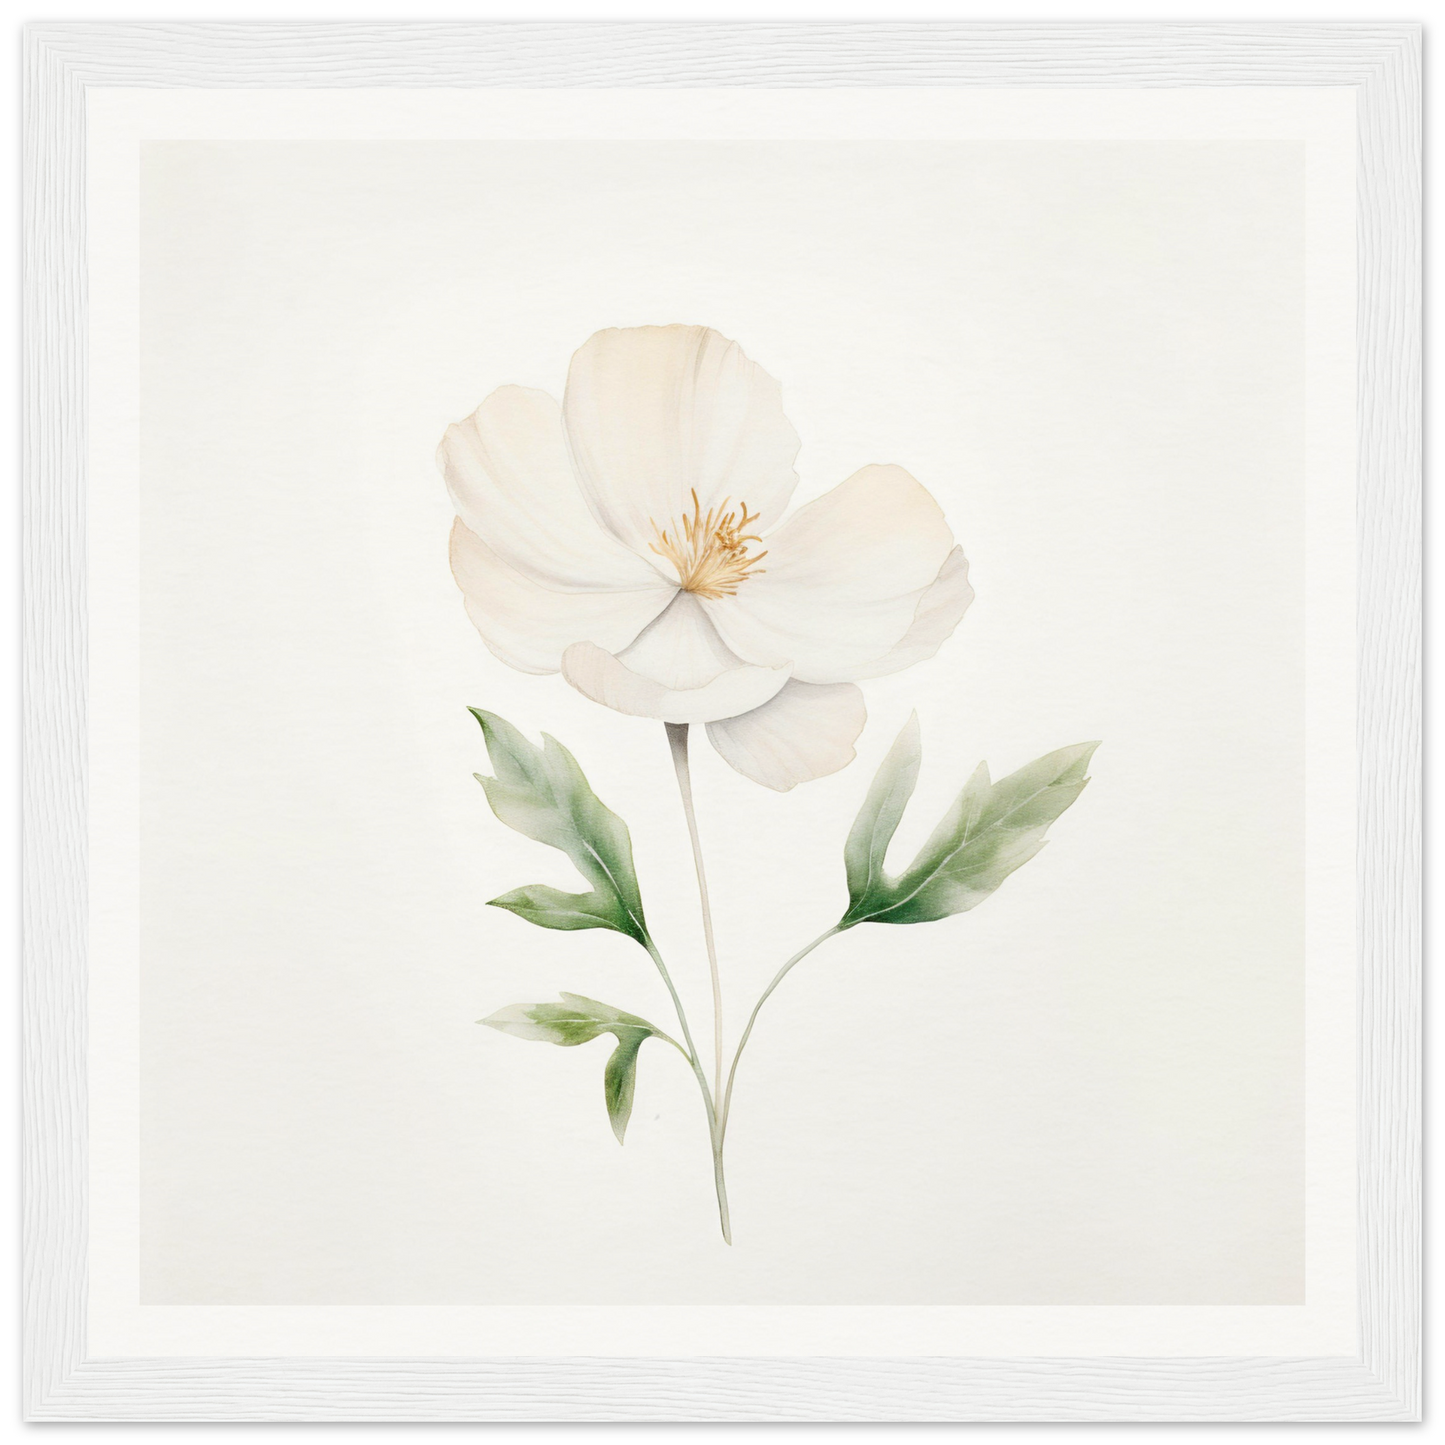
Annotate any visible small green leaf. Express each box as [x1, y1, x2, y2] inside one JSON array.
[[482, 993, 663, 1143], [603, 1030, 649, 1144], [843, 711, 922, 910], [470, 709, 648, 945], [488, 883, 631, 934], [840, 722, 1098, 929]]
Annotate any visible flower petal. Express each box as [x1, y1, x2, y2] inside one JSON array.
[[611, 592, 747, 691], [438, 386, 661, 592], [846, 546, 975, 680], [562, 326, 801, 557], [450, 520, 673, 675], [702, 464, 957, 684], [561, 643, 790, 724], [707, 681, 866, 791], [560, 595, 790, 723]]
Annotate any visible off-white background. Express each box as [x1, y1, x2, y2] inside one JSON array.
[[136, 130, 1306, 1309]]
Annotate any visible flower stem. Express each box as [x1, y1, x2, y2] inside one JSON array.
[[718, 926, 843, 1144], [665, 722, 725, 1111], [642, 935, 731, 1245]]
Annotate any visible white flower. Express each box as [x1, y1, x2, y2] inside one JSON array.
[[438, 326, 973, 791]]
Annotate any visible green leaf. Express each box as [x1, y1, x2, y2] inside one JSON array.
[[482, 993, 663, 1143], [470, 709, 648, 944], [603, 1031, 649, 1145], [840, 721, 1099, 929], [488, 884, 632, 934], [843, 711, 922, 908]]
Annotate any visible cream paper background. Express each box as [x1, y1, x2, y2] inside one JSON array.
[[88, 88, 1356, 1355]]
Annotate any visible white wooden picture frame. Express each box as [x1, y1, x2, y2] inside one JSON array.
[[22, 21, 1419, 1422]]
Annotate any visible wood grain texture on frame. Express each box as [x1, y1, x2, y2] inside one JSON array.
[[22, 21, 1419, 1422]]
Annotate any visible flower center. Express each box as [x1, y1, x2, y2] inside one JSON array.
[[649, 489, 768, 599]]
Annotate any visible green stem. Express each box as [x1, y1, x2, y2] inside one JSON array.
[[642, 936, 703, 1069], [642, 936, 731, 1245], [718, 926, 843, 1145]]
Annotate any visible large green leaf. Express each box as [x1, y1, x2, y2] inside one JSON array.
[[840, 719, 1098, 928], [470, 709, 648, 944], [482, 993, 663, 1143]]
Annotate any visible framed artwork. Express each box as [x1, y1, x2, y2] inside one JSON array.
[[23, 21, 1419, 1422]]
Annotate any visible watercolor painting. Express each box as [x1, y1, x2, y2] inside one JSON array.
[[137, 134, 1310, 1305], [437, 325, 1097, 1242]]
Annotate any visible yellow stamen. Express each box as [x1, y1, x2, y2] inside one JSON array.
[[648, 489, 768, 599]]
